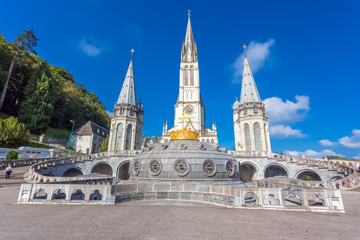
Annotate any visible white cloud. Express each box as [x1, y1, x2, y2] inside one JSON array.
[[284, 149, 344, 158], [270, 125, 307, 139], [319, 139, 337, 147], [232, 39, 274, 84], [106, 111, 113, 117], [264, 95, 310, 125], [78, 36, 110, 56], [262, 95, 309, 139], [353, 155, 360, 160], [339, 129, 360, 148]]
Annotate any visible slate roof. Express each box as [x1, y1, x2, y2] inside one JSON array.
[[74, 121, 109, 138]]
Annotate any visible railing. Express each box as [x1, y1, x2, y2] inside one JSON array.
[[26, 156, 112, 185]]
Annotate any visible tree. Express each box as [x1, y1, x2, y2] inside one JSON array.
[[0, 117, 29, 147], [18, 61, 58, 134], [0, 30, 38, 110], [6, 150, 18, 160], [98, 137, 109, 153], [304, 176, 314, 181]]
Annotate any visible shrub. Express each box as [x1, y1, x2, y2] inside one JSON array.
[[6, 150, 18, 160], [98, 137, 109, 153], [0, 117, 30, 147], [304, 176, 314, 181]]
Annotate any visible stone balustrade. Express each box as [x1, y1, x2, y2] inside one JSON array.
[[26, 156, 113, 185]]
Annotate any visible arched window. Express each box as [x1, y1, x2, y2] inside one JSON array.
[[211, 139, 215, 144], [115, 123, 124, 149], [254, 122, 262, 151], [244, 123, 251, 151], [206, 139, 210, 143], [125, 124, 132, 150]]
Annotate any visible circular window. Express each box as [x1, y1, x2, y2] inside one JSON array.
[[133, 160, 140, 175], [184, 105, 194, 115], [174, 159, 190, 176], [149, 160, 162, 176], [226, 160, 235, 176], [180, 144, 187, 150], [202, 159, 217, 177]]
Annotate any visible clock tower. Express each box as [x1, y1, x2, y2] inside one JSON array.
[[162, 12, 218, 145]]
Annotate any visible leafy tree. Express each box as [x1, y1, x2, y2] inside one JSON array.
[[6, 150, 18, 160], [0, 117, 29, 147], [0, 30, 38, 111], [18, 61, 58, 134], [304, 176, 314, 181], [98, 137, 109, 153]]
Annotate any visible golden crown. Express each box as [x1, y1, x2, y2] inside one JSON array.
[[170, 127, 199, 141]]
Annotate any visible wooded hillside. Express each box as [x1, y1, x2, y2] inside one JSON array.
[[0, 31, 110, 134]]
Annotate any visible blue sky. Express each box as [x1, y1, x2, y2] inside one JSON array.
[[1, 0, 359, 159]]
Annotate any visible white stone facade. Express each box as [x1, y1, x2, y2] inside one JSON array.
[[233, 55, 271, 154], [162, 15, 218, 144], [108, 57, 144, 152]]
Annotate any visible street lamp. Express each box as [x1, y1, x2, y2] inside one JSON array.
[[67, 120, 75, 157]]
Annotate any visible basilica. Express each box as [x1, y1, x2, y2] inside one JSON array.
[[17, 13, 355, 213]]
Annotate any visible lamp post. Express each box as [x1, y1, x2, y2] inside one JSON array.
[[67, 120, 75, 157]]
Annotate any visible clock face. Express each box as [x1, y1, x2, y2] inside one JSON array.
[[184, 105, 194, 115]]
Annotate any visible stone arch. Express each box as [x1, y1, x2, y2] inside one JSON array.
[[253, 122, 262, 151], [244, 123, 251, 151], [125, 124, 132, 150], [115, 123, 124, 149], [295, 169, 321, 181], [240, 161, 259, 182], [206, 139, 210, 143], [331, 176, 343, 181], [211, 139, 215, 144], [52, 189, 66, 200], [91, 162, 113, 176], [117, 161, 130, 180], [90, 190, 102, 201], [33, 188, 47, 200], [264, 164, 289, 178], [244, 192, 258, 206], [71, 189, 85, 200], [348, 162, 353, 166], [62, 167, 83, 177], [263, 194, 280, 205], [202, 139, 205, 143]]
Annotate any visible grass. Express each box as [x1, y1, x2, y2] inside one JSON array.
[[45, 127, 70, 139], [25, 141, 50, 149]]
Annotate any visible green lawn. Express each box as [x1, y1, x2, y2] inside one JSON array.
[[26, 141, 50, 149], [45, 127, 70, 139]]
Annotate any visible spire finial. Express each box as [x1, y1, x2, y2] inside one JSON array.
[[242, 43, 247, 58], [130, 48, 135, 56], [187, 9, 191, 18]]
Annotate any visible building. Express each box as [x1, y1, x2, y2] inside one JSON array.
[[71, 121, 109, 154], [0, 147, 60, 160], [232, 50, 271, 154], [161, 13, 218, 144], [108, 55, 144, 152]]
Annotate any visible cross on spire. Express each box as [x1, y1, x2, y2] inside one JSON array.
[[187, 9, 191, 17], [243, 43, 247, 57], [130, 48, 135, 55]]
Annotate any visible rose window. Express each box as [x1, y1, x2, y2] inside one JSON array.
[[202, 159, 217, 176], [174, 159, 190, 176], [149, 160, 162, 176]]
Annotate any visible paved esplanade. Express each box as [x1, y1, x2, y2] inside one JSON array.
[[0, 167, 358, 240]]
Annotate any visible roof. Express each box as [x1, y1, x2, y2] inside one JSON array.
[[74, 121, 109, 138], [117, 57, 137, 105], [240, 55, 261, 104]]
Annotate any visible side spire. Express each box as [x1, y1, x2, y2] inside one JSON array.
[[117, 51, 137, 105], [240, 48, 261, 104]]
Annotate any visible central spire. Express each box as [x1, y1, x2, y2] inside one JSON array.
[[181, 11, 198, 62]]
